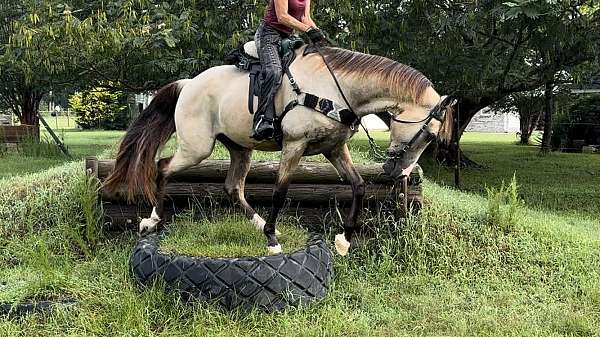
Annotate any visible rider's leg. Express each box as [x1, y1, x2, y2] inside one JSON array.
[[253, 24, 285, 140]]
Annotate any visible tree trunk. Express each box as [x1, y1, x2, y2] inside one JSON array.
[[434, 96, 492, 167], [519, 115, 532, 145], [17, 88, 42, 140], [519, 112, 541, 145], [540, 82, 554, 153]]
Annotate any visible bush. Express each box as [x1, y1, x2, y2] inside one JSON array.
[[69, 87, 130, 130], [551, 94, 600, 150]]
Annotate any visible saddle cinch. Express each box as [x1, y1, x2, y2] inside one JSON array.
[[224, 36, 304, 117]]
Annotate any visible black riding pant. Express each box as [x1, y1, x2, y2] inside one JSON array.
[[255, 23, 288, 123]]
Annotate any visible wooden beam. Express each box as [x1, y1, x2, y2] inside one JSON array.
[[87, 157, 424, 228], [88, 158, 423, 186]]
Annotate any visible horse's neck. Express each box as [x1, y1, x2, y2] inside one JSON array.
[[290, 49, 396, 119]]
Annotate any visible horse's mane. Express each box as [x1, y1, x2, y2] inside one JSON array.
[[319, 47, 432, 103]]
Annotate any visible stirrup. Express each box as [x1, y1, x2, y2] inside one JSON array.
[[251, 116, 274, 141]]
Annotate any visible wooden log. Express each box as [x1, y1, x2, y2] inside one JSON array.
[[87, 157, 424, 228], [101, 182, 422, 205], [89, 158, 423, 186]]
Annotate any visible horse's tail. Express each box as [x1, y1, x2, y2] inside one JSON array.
[[103, 80, 190, 204]]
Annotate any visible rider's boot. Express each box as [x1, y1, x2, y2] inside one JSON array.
[[252, 94, 276, 140], [252, 115, 274, 141]]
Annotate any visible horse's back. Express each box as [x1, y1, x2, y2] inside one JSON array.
[[174, 64, 257, 147]]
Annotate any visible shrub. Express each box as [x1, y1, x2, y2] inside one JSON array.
[[551, 94, 600, 150], [69, 87, 130, 130]]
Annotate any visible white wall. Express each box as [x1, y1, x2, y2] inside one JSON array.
[[465, 107, 520, 133]]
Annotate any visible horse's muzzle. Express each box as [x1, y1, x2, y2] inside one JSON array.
[[383, 148, 417, 180]]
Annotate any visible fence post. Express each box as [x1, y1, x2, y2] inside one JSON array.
[[454, 102, 461, 189]]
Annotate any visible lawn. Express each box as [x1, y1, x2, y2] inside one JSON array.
[[418, 132, 600, 218], [0, 129, 599, 336], [0, 115, 124, 179]]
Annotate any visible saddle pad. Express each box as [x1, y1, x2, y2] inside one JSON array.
[[244, 41, 259, 59]]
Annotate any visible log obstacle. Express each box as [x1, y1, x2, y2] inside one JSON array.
[[86, 157, 423, 228], [0, 125, 37, 144]]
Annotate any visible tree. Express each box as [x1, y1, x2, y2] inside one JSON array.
[[69, 87, 129, 130], [315, 0, 600, 164], [494, 91, 544, 145]]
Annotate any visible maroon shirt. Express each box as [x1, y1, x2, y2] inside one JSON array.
[[264, 0, 306, 35]]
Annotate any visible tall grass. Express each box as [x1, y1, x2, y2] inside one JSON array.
[[16, 134, 66, 158], [0, 153, 598, 335]]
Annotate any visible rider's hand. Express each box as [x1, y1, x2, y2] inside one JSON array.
[[306, 27, 325, 44]]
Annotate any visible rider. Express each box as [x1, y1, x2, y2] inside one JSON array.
[[252, 0, 326, 141]]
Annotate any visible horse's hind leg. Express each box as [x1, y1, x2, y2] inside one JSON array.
[[222, 142, 283, 236], [222, 143, 258, 220], [139, 139, 216, 234]]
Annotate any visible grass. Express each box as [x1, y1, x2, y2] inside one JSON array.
[[0, 130, 599, 336], [0, 130, 123, 179], [161, 212, 309, 258], [418, 132, 600, 218]]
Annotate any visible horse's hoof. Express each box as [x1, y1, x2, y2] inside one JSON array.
[[139, 218, 159, 236], [267, 244, 282, 255], [334, 233, 350, 256]]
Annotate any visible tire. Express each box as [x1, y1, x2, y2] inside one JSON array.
[[130, 232, 334, 313]]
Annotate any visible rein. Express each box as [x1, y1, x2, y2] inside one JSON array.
[[313, 44, 389, 160], [314, 45, 358, 128]]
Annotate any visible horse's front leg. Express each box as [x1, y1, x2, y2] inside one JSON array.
[[264, 141, 306, 255], [326, 144, 366, 256]]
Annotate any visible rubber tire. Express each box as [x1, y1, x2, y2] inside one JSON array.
[[130, 232, 333, 313]]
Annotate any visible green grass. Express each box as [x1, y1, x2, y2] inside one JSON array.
[[161, 213, 309, 258], [417, 132, 600, 218], [0, 130, 599, 336], [0, 129, 123, 179]]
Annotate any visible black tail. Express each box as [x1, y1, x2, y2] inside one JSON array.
[[104, 81, 187, 204]]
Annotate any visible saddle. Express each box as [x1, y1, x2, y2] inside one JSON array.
[[225, 37, 304, 113], [224, 38, 360, 144]]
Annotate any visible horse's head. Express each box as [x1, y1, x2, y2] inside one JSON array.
[[383, 90, 457, 180]]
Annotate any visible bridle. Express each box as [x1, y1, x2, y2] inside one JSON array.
[[387, 97, 456, 160], [311, 42, 456, 162]]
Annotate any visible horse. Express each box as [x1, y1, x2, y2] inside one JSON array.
[[103, 45, 456, 256]]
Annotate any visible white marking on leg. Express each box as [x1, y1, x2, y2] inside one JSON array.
[[139, 207, 161, 233], [251, 213, 266, 231], [335, 233, 351, 256], [267, 244, 282, 255], [150, 208, 161, 221], [251, 213, 281, 236]]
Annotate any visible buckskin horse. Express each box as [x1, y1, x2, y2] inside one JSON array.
[[103, 44, 456, 256]]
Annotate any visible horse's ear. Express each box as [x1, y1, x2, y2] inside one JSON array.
[[437, 95, 458, 144]]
